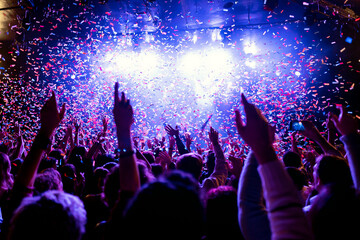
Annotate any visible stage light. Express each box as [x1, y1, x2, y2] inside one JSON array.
[[243, 40, 258, 55], [295, 71, 301, 77], [192, 33, 198, 44], [179, 52, 202, 73], [245, 60, 256, 68]]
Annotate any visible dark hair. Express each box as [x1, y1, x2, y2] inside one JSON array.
[[142, 151, 155, 164], [8, 190, 86, 240], [205, 186, 244, 240], [285, 167, 308, 191], [316, 155, 353, 187], [176, 152, 203, 180], [122, 170, 205, 240], [34, 168, 63, 195], [38, 157, 58, 173], [283, 151, 302, 168], [309, 184, 360, 240]]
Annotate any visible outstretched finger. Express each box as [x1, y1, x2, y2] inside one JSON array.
[[121, 91, 126, 103]]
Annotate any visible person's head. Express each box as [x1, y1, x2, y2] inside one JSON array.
[[309, 184, 360, 240], [0, 142, 11, 155], [204, 185, 243, 240], [8, 190, 87, 240], [38, 156, 58, 173], [285, 166, 308, 191], [11, 158, 23, 177], [103, 165, 120, 209], [58, 163, 77, 194], [137, 160, 155, 186], [313, 154, 353, 191], [283, 151, 302, 168], [175, 152, 203, 181], [94, 154, 115, 169], [0, 152, 13, 190], [48, 149, 65, 166], [150, 163, 163, 178], [122, 170, 205, 240], [92, 167, 110, 193], [142, 150, 155, 164], [34, 168, 63, 195]]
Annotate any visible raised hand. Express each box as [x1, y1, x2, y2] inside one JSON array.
[[235, 94, 272, 157], [298, 120, 322, 141], [208, 126, 219, 144], [74, 119, 81, 132], [165, 124, 179, 137], [330, 105, 359, 136], [185, 132, 193, 150], [228, 155, 243, 179], [113, 82, 134, 132], [102, 116, 108, 135], [40, 91, 66, 137]]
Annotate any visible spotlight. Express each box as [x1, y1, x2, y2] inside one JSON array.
[[263, 0, 278, 12], [243, 40, 258, 55], [245, 60, 256, 68]]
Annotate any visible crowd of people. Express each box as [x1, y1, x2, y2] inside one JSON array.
[[0, 82, 359, 240]]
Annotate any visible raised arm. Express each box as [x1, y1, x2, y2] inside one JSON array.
[[238, 151, 271, 240], [113, 82, 140, 193], [330, 105, 360, 190], [16, 91, 65, 190], [10, 122, 25, 161], [235, 93, 314, 240], [202, 127, 228, 192], [165, 124, 189, 155], [1, 91, 66, 236], [300, 120, 343, 157]]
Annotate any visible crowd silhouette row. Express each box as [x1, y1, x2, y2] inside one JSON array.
[[0, 82, 359, 240]]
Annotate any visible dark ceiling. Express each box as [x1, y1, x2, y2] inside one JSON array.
[[1, 0, 360, 42]]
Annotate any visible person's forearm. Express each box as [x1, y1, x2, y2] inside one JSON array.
[[16, 128, 52, 188], [117, 127, 140, 192], [11, 137, 24, 160], [238, 151, 271, 240], [327, 129, 336, 146], [291, 138, 300, 156], [314, 134, 343, 157], [175, 135, 189, 155], [212, 141, 226, 172]]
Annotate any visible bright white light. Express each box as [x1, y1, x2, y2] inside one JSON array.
[[275, 70, 281, 76], [243, 40, 258, 55], [211, 31, 217, 41], [295, 71, 301, 77], [138, 51, 158, 71], [179, 52, 202, 73], [145, 32, 151, 43], [245, 60, 256, 68], [192, 34, 198, 44]]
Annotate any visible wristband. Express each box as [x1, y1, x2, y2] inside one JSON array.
[[115, 148, 135, 159]]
